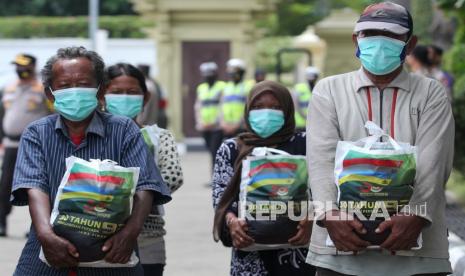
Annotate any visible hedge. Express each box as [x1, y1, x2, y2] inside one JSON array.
[[0, 16, 154, 38]]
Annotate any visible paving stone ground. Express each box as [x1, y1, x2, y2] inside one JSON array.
[[1, 151, 465, 275]]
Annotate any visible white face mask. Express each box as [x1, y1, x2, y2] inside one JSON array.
[[357, 36, 407, 75], [248, 109, 285, 138], [50, 87, 99, 121]]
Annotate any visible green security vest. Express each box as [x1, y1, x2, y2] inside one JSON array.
[[196, 81, 225, 126], [294, 82, 312, 129], [221, 80, 254, 124]]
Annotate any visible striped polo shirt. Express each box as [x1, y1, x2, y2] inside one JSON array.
[[11, 111, 171, 276]]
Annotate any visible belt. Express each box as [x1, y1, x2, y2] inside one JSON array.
[[298, 101, 309, 108], [201, 99, 220, 106], [223, 95, 246, 103]]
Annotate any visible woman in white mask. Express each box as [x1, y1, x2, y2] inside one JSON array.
[[102, 63, 183, 276], [212, 80, 315, 276]]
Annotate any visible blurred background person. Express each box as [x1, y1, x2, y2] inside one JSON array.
[[195, 62, 225, 173], [137, 64, 169, 128], [0, 53, 50, 236], [406, 45, 433, 78], [428, 45, 454, 102], [254, 68, 267, 83], [304, 66, 319, 90], [293, 66, 319, 132], [407, 45, 453, 103], [103, 63, 183, 276], [221, 58, 254, 139]]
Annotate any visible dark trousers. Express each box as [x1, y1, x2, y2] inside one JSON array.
[[142, 264, 164, 276], [0, 147, 18, 227], [202, 130, 224, 172], [316, 267, 449, 276]]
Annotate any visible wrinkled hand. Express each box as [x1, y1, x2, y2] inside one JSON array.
[[102, 228, 137, 264], [378, 214, 427, 251], [41, 233, 79, 268], [288, 219, 312, 246], [323, 210, 370, 252], [229, 217, 255, 249]]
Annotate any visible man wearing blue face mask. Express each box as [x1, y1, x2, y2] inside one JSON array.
[[10, 47, 171, 276], [306, 2, 454, 276]]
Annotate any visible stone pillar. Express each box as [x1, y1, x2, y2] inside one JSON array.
[[314, 9, 360, 77], [293, 26, 327, 79]]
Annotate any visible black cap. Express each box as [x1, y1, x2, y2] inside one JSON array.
[[11, 54, 36, 66], [354, 2, 413, 35]]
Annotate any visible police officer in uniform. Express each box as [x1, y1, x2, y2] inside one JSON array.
[[0, 54, 50, 236], [221, 58, 254, 139], [195, 62, 226, 171], [293, 66, 319, 132]]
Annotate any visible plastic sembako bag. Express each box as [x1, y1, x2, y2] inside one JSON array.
[[333, 121, 419, 247], [239, 147, 309, 251], [41, 156, 140, 267]]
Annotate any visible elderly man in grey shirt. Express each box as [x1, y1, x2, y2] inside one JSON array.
[[306, 2, 454, 276], [0, 54, 50, 236]]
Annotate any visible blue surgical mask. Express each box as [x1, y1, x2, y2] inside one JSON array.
[[51, 87, 98, 122], [357, 36, 406, 75], [248, 109, 285, 138], [105, 94, 144, 119]]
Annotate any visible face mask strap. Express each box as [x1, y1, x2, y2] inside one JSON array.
[[355, 32, 361, 58], [400, 37, 411, 61]]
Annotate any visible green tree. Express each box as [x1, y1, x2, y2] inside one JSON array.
[[275, 0, 326, 35], [437, 0, 465, 172], [258, 0, 393, 36], [0, 16, 152, 38], [411, 0, 433, 43], [258, 0, 330, 36], [0, 0, 136, 16], [331, 0, 381, 12]]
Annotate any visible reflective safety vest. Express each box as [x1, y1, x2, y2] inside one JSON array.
[[196, 81, 225, 125], [294, 83, 312, 128], [221, 80, 254, 124]]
